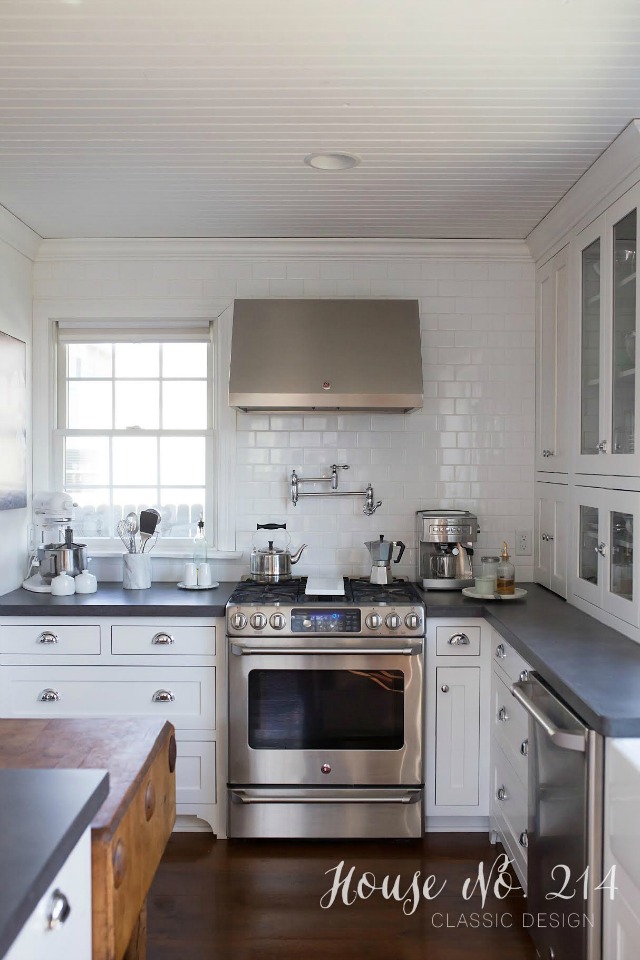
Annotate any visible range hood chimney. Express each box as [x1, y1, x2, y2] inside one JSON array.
[[228, 299, 423, 413]]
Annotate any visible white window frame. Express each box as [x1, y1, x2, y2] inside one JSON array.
[[42, 312, 238, 557]]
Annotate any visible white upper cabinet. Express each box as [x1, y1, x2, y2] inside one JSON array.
[[576, 185, 640, 475], [536, 245, 569, 473]]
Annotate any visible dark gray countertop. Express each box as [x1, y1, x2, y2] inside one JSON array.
[[0, 581, 237, 618], [0, 768, 108, 959], [2, 580, 640, 736], [421, 584, 640, 737]]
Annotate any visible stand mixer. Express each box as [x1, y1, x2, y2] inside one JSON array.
[[364, 535, 406, 584], [23, 492, 84, 593]]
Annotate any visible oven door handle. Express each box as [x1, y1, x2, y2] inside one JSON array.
[[230, 641, 423, 656], [230, 789, 422, 805]]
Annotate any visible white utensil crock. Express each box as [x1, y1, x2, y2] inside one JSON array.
[[123, 554, 151, 590]]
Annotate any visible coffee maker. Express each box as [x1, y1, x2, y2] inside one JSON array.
[[416, 510, 478, 590], [364, 535, 406, 584]]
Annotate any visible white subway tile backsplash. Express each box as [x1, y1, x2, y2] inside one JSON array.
[[42, 247, 534, 580]]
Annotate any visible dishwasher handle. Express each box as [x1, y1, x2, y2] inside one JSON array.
[[511, 681, 586, 753]]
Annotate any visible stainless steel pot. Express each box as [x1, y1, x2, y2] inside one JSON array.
[[249, 523, 307, 581], [37, 526, 88, 583]]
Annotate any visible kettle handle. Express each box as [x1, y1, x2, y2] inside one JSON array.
[[394, 541, 406, 563], [257, 523, 286, 531]]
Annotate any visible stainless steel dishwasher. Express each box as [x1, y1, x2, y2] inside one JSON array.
[[511, 674, 603, 960]]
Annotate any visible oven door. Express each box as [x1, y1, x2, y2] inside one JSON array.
[[228, 637, 423, 787]]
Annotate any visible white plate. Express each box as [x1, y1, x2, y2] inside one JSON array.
[[462, 586, 527, 601], [177, 581, 220, 591]]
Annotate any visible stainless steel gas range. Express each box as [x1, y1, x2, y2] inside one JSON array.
[[226, 577, 425, 839]]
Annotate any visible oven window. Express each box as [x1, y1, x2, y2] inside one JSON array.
[[248, 669, 404, 750]]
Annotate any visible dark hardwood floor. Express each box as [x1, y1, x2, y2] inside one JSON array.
[[148, 833, 537, 959]]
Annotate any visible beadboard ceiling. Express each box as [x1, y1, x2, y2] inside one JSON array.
[[2, 0, 640, 240]]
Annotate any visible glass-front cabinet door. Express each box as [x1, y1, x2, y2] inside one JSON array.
[[577, 186, 640, 473], [573, 488, 639, 627]]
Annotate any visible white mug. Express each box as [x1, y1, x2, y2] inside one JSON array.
[[197, 562, 212, 587], [183, 562, 198, 587]]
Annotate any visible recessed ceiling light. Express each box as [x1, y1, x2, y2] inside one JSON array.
[[304, 152, 361, 171]]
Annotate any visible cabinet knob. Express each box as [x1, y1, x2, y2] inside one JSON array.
[[38, 631, 58, 645], [38, 688, 60, 702], [440, 684, 450, 693], [495, 643, 506, 659], [152, 689, 175, 703], [46, 889, 71, 930], [497, 786, 508, 801], [498, 706, 509, 722], [519, 830, 529, 848], [152, 632, 174, 645], [520, 738, 529, 757], [448, 633, 470, 646]]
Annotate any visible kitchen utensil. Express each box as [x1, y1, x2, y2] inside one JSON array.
[[139, 509, 160, 552], [124, 512, 139, 552], [249, 523, 307, 581], [116, 519, 132, 553], [364, 534, 405, 584]]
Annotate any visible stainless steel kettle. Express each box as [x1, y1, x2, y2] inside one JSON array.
[[249, 523, 307, 581]]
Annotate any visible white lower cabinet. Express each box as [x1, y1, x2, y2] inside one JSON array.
[[489, 629, 531, 893], [6, 828, 91, 960], [603, 739, 640, 960], [425, 619, 490, 828], [0, 616, 223, 835]]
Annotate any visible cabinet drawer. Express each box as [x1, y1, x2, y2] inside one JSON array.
[[175, 740, 216, 805], [492, 742, 529, 879], [0, 666, 215, 731], [436, 625, 480, 656], [492, 671, 529, 788], [0, 624, 100, 656], [111, 624, 216, 656], [5, 828, 91, 960], [493, 635, 532, 687]]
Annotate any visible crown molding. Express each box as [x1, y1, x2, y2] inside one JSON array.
[[36, 237, 531, 262], [0, 205, 42, 261], [527, 120, 640, 264]]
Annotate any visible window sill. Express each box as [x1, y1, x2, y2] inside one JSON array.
[[86, 549, 244, 561]]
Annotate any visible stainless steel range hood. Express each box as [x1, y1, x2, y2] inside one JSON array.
[[228, 299, 423, 413]]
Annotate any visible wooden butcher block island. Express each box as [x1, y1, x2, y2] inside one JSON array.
[[0, 716, 176, 960]]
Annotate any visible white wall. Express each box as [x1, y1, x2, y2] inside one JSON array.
[[0, 216, 36, 593], [33, 240, 535, 583]]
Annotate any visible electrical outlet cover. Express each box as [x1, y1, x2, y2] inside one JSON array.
[[516, 529, 532, 556]]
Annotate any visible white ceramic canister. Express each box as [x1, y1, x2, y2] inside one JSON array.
[[123, 553, 151, 590], [51, 571, 76, 596], [75, 568, 97, 594]]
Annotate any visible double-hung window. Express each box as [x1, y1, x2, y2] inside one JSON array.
[[54, 321, 214, 551]]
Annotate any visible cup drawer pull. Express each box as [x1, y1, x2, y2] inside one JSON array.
[[47, 890, 71, 930], [498, 706, 509, 722], [448, 633, 470, 646], [519, 830, 529, 849], [520, 738, 529, 757], [38, 631, 58, 645], [152, 689, 175, 703], [497, 786, 508, 801], [495, 643, 506, 659], [152, 632, 174, 645], [39, 688, 61, 702]]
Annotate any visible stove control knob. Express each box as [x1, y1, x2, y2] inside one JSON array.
[[270, 612, 286, 630], [385, 613, 402, 630], [250, 613, 267, 630], [230, 612, 248, 631], [365, 613, 383, 630], [404, 613, 420, 630]]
